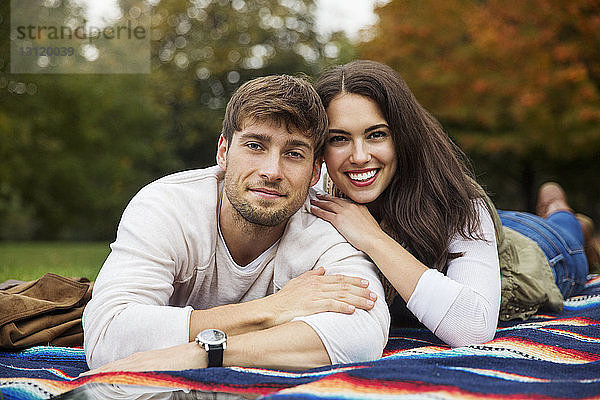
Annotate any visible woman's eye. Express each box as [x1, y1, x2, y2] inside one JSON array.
[[328, 135, 348, 143], [368, 131, 388, 139]]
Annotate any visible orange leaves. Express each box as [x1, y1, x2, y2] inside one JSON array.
[[361, 0, 600, 158]]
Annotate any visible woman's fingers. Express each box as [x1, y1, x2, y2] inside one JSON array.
[[271, 270, 378, 325], [308, 274, 377, 311], [318, 273, 369, 288], [304, 266, 326, 276], [310, 197, 344, 213], [309, 204, 335, 223]]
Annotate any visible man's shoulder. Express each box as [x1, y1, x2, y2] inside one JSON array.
[[134, 165, 222, 199], [125, 165, 222, 221], [273, 188, 372, 285], [280, 187, 354, 251]]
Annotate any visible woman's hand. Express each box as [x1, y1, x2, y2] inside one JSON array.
[[80, 342, 205, 375], [310, 193, 384, 254], [267, 267, 378, 327]]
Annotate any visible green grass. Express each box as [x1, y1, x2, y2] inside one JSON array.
[[0, 242, 110, 282]]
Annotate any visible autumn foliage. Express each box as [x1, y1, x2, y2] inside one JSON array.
[[362, 0, 600, 159]]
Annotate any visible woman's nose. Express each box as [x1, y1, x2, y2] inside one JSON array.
[[349, 141, 371, 164]]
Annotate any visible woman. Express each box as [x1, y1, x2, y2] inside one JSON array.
[[310, 60, 590, 347]]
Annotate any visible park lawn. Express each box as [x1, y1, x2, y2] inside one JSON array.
[[0, 242, 109, 282]]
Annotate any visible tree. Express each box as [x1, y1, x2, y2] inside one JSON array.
[[361, 0, 600, 213], [146, 0, 355, 168], [0, 0, 355, 240], [1, 1, 180, 240]]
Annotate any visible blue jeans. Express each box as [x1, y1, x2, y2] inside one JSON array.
[[498, 210, 588, 299]]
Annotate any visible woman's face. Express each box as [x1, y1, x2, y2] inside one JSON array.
[[324, 93, 397, 204]]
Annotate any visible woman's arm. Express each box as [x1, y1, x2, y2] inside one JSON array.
[[409, 203, 500, 346], [310, 193, 428, 302], [311, 195, 500, 346]]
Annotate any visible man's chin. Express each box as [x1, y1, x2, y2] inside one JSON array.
[[242, 214, 289, 227]]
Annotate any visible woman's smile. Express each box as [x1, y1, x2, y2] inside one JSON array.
[[345, 168, 380, 187]]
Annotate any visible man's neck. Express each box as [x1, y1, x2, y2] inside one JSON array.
[[219, 196, 287, 266]]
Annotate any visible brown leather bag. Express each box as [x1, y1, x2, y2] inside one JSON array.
[[0, 273, 93, 349]]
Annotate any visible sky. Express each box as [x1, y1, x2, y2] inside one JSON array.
[[81, 0, 387, 41], [314, 0, 388, 40]]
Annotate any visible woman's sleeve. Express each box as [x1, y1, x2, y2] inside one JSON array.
[[406, 200, 501, 347]]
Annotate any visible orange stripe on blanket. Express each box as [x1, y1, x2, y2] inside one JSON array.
[[484, 337, 600, 364], [278, 373, 566, 400], [1, 371, 285, 397], [497, 317, 598, 332], [538, 328, 600, 343], [585, 275, 600, 285]]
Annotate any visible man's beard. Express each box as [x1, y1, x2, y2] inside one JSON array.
[[224, 178, 306, 227]]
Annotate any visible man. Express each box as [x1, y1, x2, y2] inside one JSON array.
[[82, 75, 390, 372]]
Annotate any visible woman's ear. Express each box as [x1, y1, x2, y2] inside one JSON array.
[[216, 135, 228, 170]]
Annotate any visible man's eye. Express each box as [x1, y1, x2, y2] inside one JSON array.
[[287, 151, 304, 159], [246, 143, 262, 150], [328, 135, 347, 143]]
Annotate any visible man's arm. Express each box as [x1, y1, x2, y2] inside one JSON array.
[[85, 251, 376, 369], [279, 235, 390, 364], [83, 185, 377, 369], [188, 267, 377, 341], [86, 321, 330, 374], [223, 321, 329, 369]]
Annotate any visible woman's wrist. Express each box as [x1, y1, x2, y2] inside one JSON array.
[[362, 228, 395, 256]]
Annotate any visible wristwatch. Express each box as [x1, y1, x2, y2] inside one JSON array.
[[195, 329, 227, 367]]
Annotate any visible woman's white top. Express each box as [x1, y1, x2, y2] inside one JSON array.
[[407, 201, 501, 347]]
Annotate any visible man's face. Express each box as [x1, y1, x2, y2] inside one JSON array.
[[217, 119, 322, 228]]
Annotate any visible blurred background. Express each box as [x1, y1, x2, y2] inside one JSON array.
[[1, 0, 599, 279]]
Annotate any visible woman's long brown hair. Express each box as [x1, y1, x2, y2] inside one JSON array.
[[315, 60, 487, 280]]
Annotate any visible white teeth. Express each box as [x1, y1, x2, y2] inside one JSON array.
[[347, 170, 377, 181]]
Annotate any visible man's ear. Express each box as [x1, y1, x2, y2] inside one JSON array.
[[310, 156, 323, 187], [216, 135, 228, 170]]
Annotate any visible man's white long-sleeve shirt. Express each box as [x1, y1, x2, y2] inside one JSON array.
[[83, 166, 390, 368]]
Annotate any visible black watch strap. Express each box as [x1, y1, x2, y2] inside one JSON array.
[[207, 344, 224, 367]]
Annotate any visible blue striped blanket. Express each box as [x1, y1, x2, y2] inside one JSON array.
[[1, 275, 599, 399]]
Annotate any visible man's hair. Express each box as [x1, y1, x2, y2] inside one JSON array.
[[221, 75, 328, 158]]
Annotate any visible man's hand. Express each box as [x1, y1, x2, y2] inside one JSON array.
[[81, 342, 205, 376], [267, 267, 378, 327], [84, 321, 330, 375]]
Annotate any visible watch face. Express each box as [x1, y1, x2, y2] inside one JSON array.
[[199, 329, 226, 345]]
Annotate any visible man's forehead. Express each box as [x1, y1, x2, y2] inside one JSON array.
[[236, 118, 315, 148]]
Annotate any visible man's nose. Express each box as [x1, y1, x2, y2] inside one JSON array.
[[259, 153, 283, 181], [349, 141, 371, 164]]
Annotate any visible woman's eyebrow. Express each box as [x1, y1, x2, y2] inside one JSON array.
[[364, 124, 389, 133], [328, 129, 348, 134]]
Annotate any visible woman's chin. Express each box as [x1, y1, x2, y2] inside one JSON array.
[[344, 190, 379, 205]]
